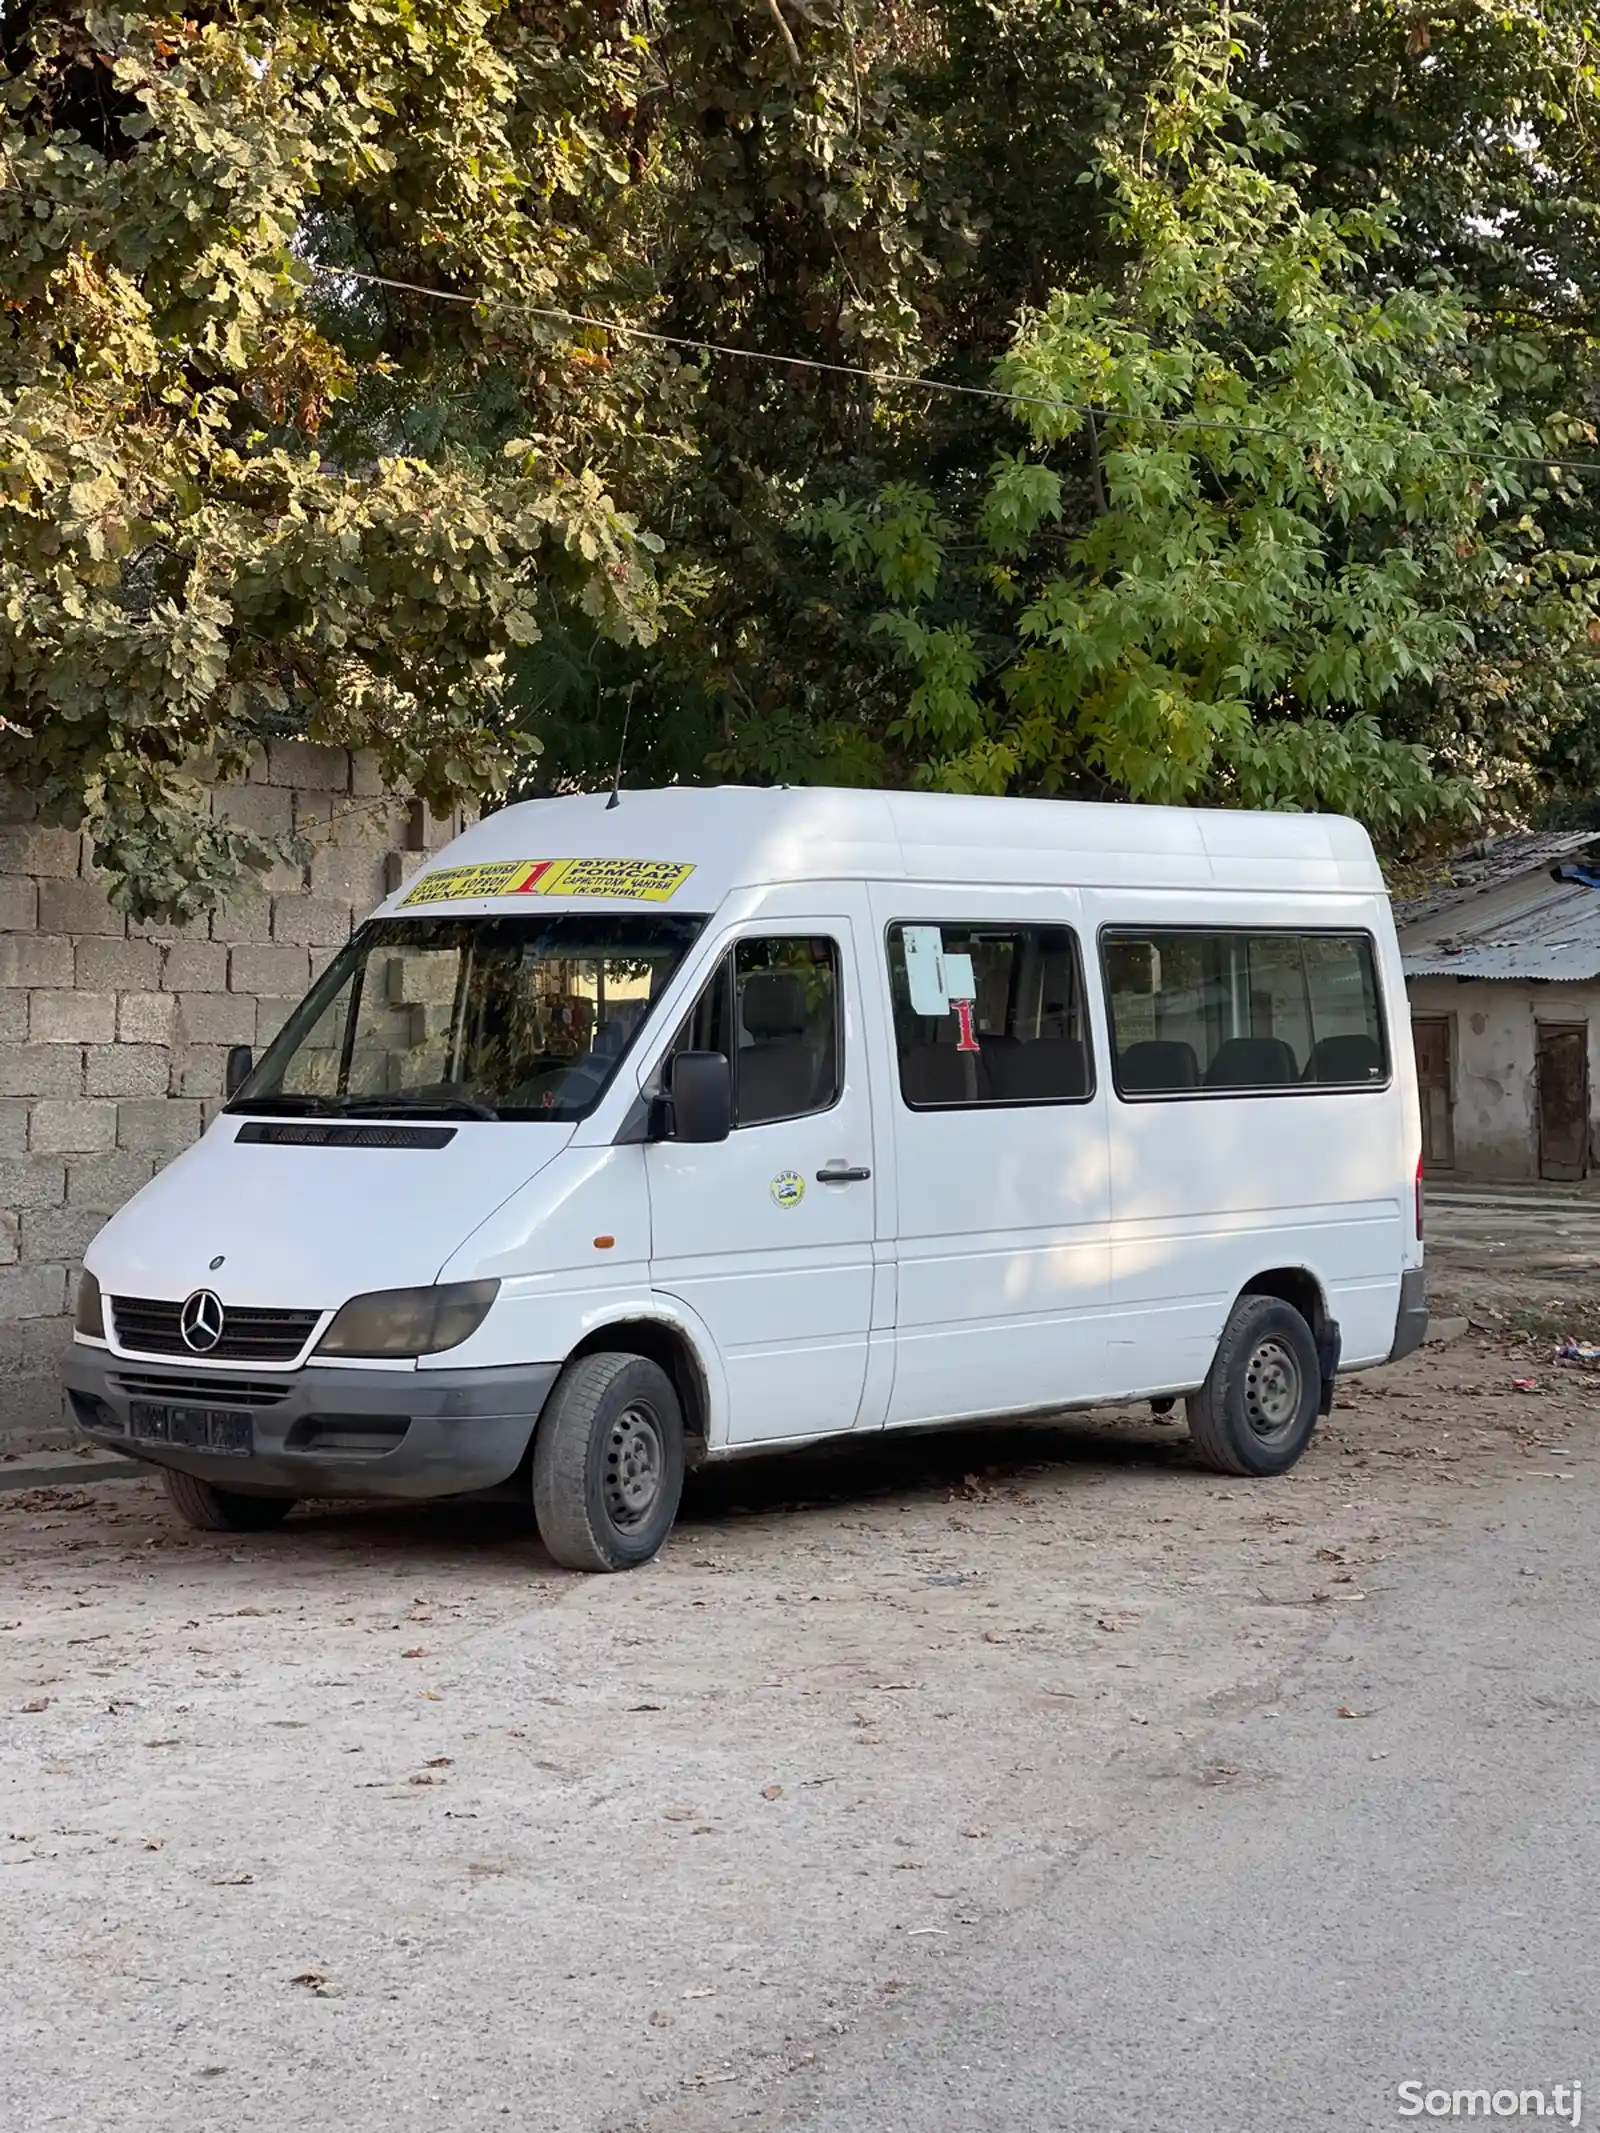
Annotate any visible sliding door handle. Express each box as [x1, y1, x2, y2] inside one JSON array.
[[816, 1161, 871, 1184]]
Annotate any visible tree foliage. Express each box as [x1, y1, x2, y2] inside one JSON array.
[[801, 23, 1599, 833], [4, 1, 1600, 915]]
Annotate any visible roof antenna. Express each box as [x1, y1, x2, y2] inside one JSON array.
[[606, 683, 636, 811]]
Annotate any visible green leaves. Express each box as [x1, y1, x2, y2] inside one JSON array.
[[801, 16, 1599, 844], [0, 2, 664, 922]]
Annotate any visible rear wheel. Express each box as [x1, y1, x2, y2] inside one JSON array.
[[1185, 1294, 1322, 1477], [161, 1468, 297, 1532], [532, 1352, 685, 1573]]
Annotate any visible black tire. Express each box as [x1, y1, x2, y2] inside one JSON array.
[[161, 1468, 297, 1532], [1185, 1294, 1322, 1477], [532, 1352, 685, 1573]]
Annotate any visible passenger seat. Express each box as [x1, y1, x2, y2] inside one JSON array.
[[1203, 1035, 1299, 1088], [736, 973, 820, 1125], [1118, 1039, 1200, 1092]]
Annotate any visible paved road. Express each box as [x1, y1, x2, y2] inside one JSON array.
[[655, 1457, 1600, 2133]]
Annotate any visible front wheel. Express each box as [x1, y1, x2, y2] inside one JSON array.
[[161, 1469, 297, 1532], [532, 1352, 685, 1573], [1185, 1294, 1322, 1477]]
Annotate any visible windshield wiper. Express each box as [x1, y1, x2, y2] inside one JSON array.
[[337, 1095, 502, 1122], [226, 1094, 342, 1117]]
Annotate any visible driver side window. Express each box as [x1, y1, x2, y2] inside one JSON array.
[[668, 936, 841, 1128]]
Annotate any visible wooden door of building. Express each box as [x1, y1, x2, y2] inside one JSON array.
[[1536, 1024, 1590, 1180], [1412, 1017, 1454, 1171]]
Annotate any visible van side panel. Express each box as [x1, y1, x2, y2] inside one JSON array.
[[868, 884, 1117, 1426], [1089, 889, 1409, 1383]]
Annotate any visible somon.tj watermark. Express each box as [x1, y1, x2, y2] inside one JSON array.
[[1398, 2084, 1583, 2123]]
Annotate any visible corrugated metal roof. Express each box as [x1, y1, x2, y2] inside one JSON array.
[[1393, 830, 1600, 928], [1402, 877, 1600, 982]]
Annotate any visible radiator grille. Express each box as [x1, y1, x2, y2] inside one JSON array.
[[110, 1297, 321, 1365]]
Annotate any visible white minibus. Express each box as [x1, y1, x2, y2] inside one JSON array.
[[66, 788, 1426, 1570]]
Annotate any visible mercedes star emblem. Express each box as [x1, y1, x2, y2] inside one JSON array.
[[179, 1289, 226, 1354]]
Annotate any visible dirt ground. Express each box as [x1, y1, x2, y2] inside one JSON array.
[[3, 1199, 1597, 2132]]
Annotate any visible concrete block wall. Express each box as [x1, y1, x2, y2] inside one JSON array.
[[1406, 975, 1600, 1180], [0, 747, 464, 1451]]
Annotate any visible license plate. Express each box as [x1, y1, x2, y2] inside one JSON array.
[[129, 1402, 253, 1456]]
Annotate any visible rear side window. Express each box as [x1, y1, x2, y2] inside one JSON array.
[[887, 922, 1092, 1108], [669, 936, 841, 1127], [1102, 930, 1388, 1098]]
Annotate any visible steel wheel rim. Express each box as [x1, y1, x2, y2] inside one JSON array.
[[603, 1404, 664, 1531], [1243, 1337, 1303, 1440]]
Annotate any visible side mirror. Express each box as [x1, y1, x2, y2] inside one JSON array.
[[224, 1044, 254, 1099], [668, 1051, 731, 1144]]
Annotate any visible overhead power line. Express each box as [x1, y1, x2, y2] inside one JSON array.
[[310, 261, 1600, 481]]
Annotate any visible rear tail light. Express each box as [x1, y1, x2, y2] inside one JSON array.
[[1415, 1154, 1425, 1240]]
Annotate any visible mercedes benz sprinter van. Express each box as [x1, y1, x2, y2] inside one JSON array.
[[65, 788, 1426, 1570]]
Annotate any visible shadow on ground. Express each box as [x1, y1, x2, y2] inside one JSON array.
[[185, 1410, 1199, 1570]]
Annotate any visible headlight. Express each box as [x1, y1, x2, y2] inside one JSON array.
[[315, 1280, 500, 1359], [75, 1270, 105, 1340]]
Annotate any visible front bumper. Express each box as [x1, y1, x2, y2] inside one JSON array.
[[63, 1344, 559, 1501], [1386, 1266, 1429, 1365]]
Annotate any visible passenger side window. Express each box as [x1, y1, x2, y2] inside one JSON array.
[[887, 922, 1092, 1108], [667, 936, 841, 1127], [1103, 930, 1388, 1097]]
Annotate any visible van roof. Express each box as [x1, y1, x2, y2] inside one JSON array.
[[379, 786, 1384, 917]]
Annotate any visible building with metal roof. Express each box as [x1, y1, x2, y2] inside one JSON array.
[[1397, 833, 1600, 1181]]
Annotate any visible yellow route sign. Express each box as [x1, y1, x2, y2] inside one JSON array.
[[398, 857, 695, 908]]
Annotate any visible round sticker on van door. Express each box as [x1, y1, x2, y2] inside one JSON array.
[[770, 1170, 805, 1210]]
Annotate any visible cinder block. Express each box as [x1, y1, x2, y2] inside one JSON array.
[[0, 1100, 29, 1153], [176, 993, 256, 1046], [30, 991, 116, 1045], [0, 991, 24, 1044], [65, 1152, 157, 1209], [267, 740, 350, 791], [171, 1046, 230, 1098], [423, 805, 463, 851], [0, 1209, 16, 1265], [0, 825, 80, 877], [0, 878, 38, 931], [0, 1045, 84, 1097], [28, 1099, 117, 1154], [84, 1046, 168, 1098], [10, 1310, 77, 1374], [261, 855, 310, 896], [116, 1097, 205, 1156], [0, 1155, 67, 1210], [0, 935, 74, 989], [37, 879, 126, 935], [309, 844, 391, 907], [214, 888, 274, 944], [130, 913, 209, 943], [350, 751, 389, 799], [75, 937, 161, 991], [211, 781, 295, 839], [21, 1203, 105, 1262], [116, 992, 176, 1044], [383, 853, 406, 896], [230, 944, 312, 996], [160, 940, 228, 991], [255, 998, 299, 1048], [271, 895, 354, 949], [0, 1263, 67, 1321], [291, 791, 340, 832]]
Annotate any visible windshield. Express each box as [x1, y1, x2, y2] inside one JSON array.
[[231, 912, 705, 1122]]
